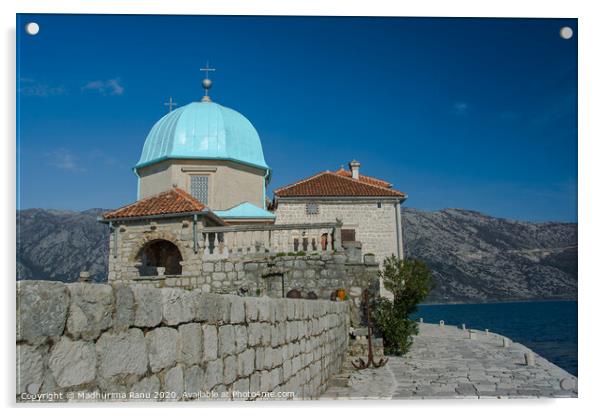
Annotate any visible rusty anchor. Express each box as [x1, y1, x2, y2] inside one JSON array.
[[352, 289, 388, 369]]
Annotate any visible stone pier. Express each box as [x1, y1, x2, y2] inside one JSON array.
[[321, 323, 577, 399]]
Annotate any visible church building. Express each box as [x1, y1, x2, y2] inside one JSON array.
[[100, 70, 406, 295]]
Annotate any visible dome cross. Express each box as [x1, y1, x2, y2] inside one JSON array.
[[164, 96, 178, 113], [200, 62, 216, 102]]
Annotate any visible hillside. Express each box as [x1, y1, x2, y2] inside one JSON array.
[[402, 208, 577, 303], [16, 208, 577, 303]]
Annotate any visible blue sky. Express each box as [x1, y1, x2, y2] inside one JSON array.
[[16, 15, 577, 222]]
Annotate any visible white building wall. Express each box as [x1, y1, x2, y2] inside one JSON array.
[[274, 200, 402, 266]]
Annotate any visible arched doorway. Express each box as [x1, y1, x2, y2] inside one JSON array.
[[136, 239, 183, 276]]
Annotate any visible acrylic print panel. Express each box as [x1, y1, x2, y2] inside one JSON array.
[[16, 14, 577, 403]]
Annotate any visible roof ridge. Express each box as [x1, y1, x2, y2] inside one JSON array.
[[323, 172, 405, 196], [273, 171, 331, 194], [103, 188, 206, 220], [104, 188, 179, 216], [172, 187, 206, 209], [333, 168, 392, 189]]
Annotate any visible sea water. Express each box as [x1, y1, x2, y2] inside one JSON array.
[[412, 300, 577, 376]]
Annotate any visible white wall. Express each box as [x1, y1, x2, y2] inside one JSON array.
[[274, 200, 402, 265]]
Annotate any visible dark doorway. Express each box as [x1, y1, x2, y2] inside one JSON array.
[[341, 229, 356, 243], [136, 239, 183, 276]]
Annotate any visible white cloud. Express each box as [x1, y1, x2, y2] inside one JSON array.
[[89, 149, 119, 167], [46, 149, 86, 172], [19, 78, 66, 97], [452, 102, 469, 115], [81, 78, 124, 95]]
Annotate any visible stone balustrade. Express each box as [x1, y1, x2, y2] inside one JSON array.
[[199, 222, 342, 260]]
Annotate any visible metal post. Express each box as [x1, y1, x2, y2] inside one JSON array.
[[109, 221, 117, 259], [193, 214, 198, 254]]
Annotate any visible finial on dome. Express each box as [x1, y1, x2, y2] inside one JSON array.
[[200, 61, 216, 102]]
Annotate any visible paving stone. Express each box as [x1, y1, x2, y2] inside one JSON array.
[[320, 323, 577, 400]]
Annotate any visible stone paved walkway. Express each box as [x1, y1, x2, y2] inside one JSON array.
[[321, 323, 577, 400]]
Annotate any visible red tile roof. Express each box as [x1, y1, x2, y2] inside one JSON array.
[[333, 167, 392, 188], [103, 188, 206, 219], [274, 171, 406, 198]]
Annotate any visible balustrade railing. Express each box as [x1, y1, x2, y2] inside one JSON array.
[[198, 222, 342, 259]]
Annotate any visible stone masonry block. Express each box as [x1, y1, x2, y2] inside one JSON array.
[[48, 337, 96, 388], [131, 285, 162, 327], [96, 328, 148, 377], [17, 281, 68, 345], [163, 365, 184, 401], [248, 322, 263, 347], [234, 325, 248, 353], [178, 323, 203, 366], [66, 283, 114, 341], [223, 355, 237, 385], [195, 292, 228, 323], [202, 325, 218, 361], [113, 283, 134, 331], [146, 327, 179, 373], [218, 325, 236, 357], [237, 349, 255, 378], [184, 365, 203, 396], [131, 375, 160, 401], [16, 344, 45, 394], [244, 297, 259, 322], [225, 295, 245, 324], [232, 377, 250, 400], [161, 288, 195, 325], [203, 359, 223, 391]]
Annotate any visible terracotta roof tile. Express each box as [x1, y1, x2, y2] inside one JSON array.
[[333, 168, 392, 188], [274, 172, 405, 198], [103, 188, 206, 219]]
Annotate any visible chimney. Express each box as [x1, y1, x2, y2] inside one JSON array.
[[349, 160, 361, 180]]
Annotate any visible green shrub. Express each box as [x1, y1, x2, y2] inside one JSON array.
[[372, 256, 434, 355], [372, 298, 418, 355]]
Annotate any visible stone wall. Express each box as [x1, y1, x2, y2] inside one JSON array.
[[109, 224, 379, 322], [17, 281, 349, 402], [124, 253, 377, 318]]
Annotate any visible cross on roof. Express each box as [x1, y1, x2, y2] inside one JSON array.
[[164, 96, 178, 112], [200, 62, 216, 102], [200, 62, 216, 79]]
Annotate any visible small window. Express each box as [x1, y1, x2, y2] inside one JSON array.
[[306, 203, 319, 215], [190, 175, 209, 204], [377, 202, 382, 208]]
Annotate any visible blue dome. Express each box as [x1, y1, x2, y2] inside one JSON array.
[[136, 101, 269, 171]]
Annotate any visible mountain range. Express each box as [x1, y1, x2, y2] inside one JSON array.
[[16, 207, 577, 303]]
